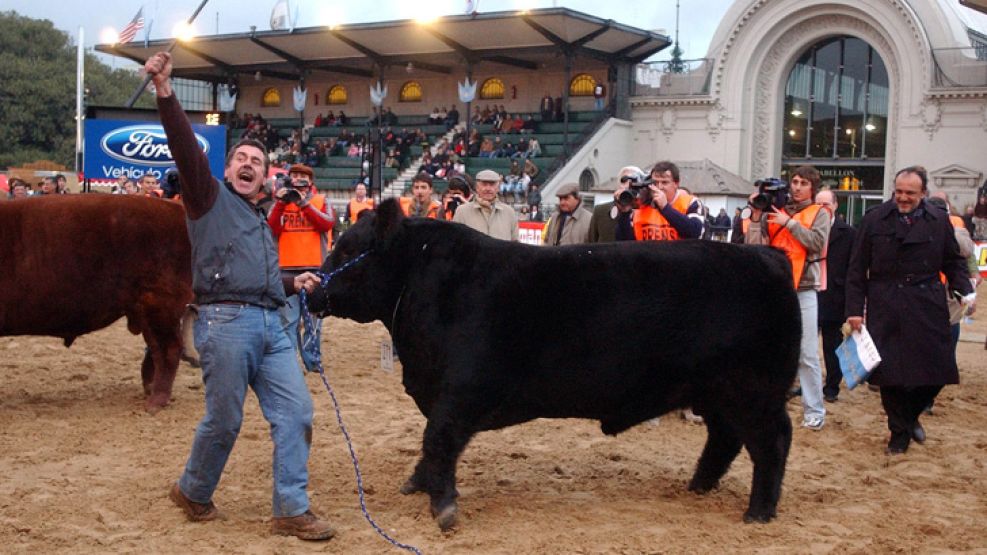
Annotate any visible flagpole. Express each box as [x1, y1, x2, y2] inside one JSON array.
[[76, 26, 84, 175], [124, 0, 211, 108]]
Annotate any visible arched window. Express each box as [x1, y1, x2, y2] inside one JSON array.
[[781, 36, 889, 195], [480, 78, 505, 100], [327, 85, 348, 105], [578, 168, 596, 191], [569, 73, 597, 97], [261, 87, 281, 107], [400, 81, 423, 102]]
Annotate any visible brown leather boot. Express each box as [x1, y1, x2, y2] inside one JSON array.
[[271, 510, 337, 541], [169, 482, 220, 522]]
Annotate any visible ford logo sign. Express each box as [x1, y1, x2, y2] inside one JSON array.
[[100, 125, 209, 166]]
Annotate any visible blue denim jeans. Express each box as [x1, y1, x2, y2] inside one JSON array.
[[797, 290, 825, 422], [178, 303, 314, 517], [280, 294, 322, 372]]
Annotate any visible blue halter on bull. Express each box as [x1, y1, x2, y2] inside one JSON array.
[[307, 198, 801, 530]]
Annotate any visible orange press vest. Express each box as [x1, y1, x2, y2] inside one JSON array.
[[764, 204, 827, 289], [400, 197, 440, 219], [633, 192, 695, 241], [940, 214, 967, 284], [277, 194, 330, 269], [348, 198, 375, 222]]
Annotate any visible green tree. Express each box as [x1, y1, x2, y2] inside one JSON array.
[[0, 11, 152, 168]]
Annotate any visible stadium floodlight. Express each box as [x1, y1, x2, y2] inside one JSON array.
[[101, 27, 120, 45], [173, 22, 196, 42]]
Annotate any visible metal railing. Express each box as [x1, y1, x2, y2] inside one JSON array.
[[932, 47, 987, 88], [631, 58, 714, 97]]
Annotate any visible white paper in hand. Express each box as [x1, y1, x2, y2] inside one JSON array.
[[836, 325, 882, 390]]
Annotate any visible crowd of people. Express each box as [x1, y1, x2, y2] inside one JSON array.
[[5, 48, 981, 546]]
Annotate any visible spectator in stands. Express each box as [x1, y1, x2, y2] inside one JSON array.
[[523, 157, 540, 184], [9, 178, 29, 199], [522, 115, 537, 134], [553, 96, 564, 122], [544, 183, 591, 245], [540, 93, 554, 122], [593, 82, 607, 111], [511, 114, 524, 134], [268, 163, 334, 373], [527, 137, 542, 158], [141, 174, 163, 198], [55, 174, 69, 194], [337, 111, 348, 126], [123, 179, 141, 195], [454, 169, 518, 241], [479, 137, 495, 158], [345, 182, 375, 224], [401, 172, 441, 218], [502, 160, 522, 200], [492, 137, 504, 158], [314, 113, 324, 127], [446, 105, 460, 130], [429, 107, 441, 125], [472, 106, 482, 124], [384, 107, 398, 126]]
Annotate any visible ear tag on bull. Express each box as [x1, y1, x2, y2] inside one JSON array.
[[422, 243, 429, 252]]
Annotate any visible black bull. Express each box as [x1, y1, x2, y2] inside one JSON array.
[[308, 199, 801, 529]]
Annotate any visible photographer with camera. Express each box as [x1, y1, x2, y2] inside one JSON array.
[[588, 166, 644, 243], [441, 174, 473, 220], [744, 165, 831, 431], [267, 164, 335, 373], [633, 161, 705, 242]]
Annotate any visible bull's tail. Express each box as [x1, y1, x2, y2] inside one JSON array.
[[180, 305, 200, 368]]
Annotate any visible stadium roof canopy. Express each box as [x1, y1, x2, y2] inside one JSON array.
[[96, 8, 670, 83]]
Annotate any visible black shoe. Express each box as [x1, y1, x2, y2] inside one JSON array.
[[886, 432, 910, 455], [911, 422, 926, 444], [824, 394, 838, 403], [885, 445, 907, 455]]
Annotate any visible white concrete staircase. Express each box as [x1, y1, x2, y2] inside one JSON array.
[[383, 123, 465, 197]]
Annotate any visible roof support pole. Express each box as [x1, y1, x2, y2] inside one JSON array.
[[563, 52, 572, 156]]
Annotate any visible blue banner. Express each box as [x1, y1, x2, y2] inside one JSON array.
[[84, 119, 226, 182]]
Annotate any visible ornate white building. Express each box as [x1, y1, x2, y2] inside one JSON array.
[[626, 0, 987, 219]]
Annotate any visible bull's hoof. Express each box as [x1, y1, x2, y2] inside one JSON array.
[[687, 479, 718, 495], [432, 502, 458, 531], [145, 394, 170, 414], [399, 477, 424, 495], [742, 508, 776, 523]]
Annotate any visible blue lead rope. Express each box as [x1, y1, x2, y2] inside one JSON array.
[[298, 252, 423, 555]]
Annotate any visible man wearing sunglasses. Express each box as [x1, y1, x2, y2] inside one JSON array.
[[588, 166, 644, 243], [268, 164, 335, 372]]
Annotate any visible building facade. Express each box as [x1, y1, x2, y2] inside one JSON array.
[[630, 0, 987, 220]]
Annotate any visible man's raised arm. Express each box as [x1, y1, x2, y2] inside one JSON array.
[[146, 52, 217, 219]]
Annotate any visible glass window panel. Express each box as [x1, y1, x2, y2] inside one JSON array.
[[863, 48, 889, 157], [810, 40, 841, 158]]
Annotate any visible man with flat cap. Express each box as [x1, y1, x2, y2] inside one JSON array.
[[544, 183, 591, 245], [453, 169, 518, 241]]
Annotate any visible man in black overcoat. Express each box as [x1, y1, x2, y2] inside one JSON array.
[[815, 190, 856, 402], [845, 166, 975, 455]]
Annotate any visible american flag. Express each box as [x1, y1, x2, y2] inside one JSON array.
[[118, 7, 145, 44]]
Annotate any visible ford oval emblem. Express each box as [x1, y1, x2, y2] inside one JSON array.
[[100, 125, 209, 166]]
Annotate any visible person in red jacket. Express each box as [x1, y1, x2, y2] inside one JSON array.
[[267, 164, 334, 372]]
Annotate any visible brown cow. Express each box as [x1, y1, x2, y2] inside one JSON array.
[[0, 194, 194, 412]]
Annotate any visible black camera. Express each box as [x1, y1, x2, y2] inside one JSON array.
[[750, 178, 790, 211], [445, 195, 463, 213], [162, 169, 181, 198], [617, 174, 652, 207], [275, 174, 308, 204]]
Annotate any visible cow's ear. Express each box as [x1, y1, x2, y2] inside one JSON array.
[[375, 198, 404, 240]]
